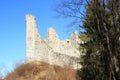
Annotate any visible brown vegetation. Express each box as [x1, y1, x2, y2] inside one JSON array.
[[4, 61, 79, 80]]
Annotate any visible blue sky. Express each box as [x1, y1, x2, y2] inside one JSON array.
[[0, 0, 78, 76]]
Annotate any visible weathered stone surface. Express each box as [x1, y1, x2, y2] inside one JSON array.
[[46, 27, 60, 52], [26, 14, 82, 69]]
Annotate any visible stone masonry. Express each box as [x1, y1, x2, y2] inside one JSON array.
[[26, 14, 83, 69]]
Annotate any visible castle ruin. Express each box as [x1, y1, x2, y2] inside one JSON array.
[[26, 14, 83, 69]]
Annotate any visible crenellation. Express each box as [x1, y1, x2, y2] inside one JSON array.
[[26, 14, 82, 69]]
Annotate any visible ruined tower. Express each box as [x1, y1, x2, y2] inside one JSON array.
[[26, 14, 36, 62], [26, 14, 82, 69], [26, 14, 41, 62]]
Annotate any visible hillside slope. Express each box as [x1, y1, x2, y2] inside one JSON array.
[[4, 61, 79, 80]]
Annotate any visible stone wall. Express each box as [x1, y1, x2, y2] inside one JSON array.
[[26, 14, 82, 69]]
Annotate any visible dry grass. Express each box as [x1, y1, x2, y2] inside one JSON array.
[[4, 61, 80, 80]]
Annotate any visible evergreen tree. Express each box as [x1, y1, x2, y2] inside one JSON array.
[[79, 0, 120, 80]]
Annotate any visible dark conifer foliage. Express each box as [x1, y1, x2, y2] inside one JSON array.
[[79, 0, 120, 80]]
